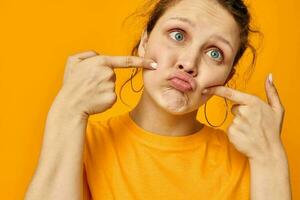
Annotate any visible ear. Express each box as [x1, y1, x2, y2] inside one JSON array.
[[137, 30, 149, 57]]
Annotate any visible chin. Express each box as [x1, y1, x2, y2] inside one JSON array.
[[143, 78, 211, 115], [152, 86, 199, 115]]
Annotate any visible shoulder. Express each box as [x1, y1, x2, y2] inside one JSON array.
[[85, 114, 120, 143], [83, 114, 123, 165], [85, 112, 129, 148]]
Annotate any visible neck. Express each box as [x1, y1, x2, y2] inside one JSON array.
[[129, 91, 204, 137]]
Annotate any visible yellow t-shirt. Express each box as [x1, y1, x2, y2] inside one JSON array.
[[83, 112, 250, 200]]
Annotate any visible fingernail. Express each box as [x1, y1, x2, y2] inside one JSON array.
[[150, 62, 158, 69], [202, 89, 209, 94], [268, 73, 273, 84]]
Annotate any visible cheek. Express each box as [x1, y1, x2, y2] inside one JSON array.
[[199, 66, 231, 88], [195, 70, 229, 101], [201, 75, 225, 88], [142, 48, 177, 85], [144, 41, 176, 68]]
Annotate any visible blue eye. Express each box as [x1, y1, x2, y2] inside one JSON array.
[[169, 31, 184, 41], [207, 49, 223, 62]]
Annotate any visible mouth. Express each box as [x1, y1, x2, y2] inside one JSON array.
[[167, 71, 196, 92], [168, 78, 193, 92]]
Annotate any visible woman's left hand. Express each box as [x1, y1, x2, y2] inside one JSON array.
[[207, 74, 286, 162]]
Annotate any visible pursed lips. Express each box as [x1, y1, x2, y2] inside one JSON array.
[[167, 71, 196, 92]]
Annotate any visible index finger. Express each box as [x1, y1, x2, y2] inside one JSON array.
[[208, 85, 255, 105], [100, 55, 157, 69]]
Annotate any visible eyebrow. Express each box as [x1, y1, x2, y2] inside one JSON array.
[[166, 17, 234, 52], [210, 34, 234, 52], [167, 16, 196, 27]]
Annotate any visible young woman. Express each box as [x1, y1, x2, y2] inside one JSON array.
[[25, 0, 291, 199]]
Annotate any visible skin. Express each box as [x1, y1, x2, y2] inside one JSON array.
[[130, 0, 240, 136]]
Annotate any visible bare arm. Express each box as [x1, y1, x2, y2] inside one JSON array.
[[24, 90, 89, 200], [24, 51, 156, 200], [249, 144, 292, 200], [207, 74, 291, 199]]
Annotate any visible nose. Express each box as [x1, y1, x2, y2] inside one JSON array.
[[176, 64, 197, 77], [175, 51, 199, 77]]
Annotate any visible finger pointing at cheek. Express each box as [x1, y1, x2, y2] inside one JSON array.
[[206, 86, 256, 105]]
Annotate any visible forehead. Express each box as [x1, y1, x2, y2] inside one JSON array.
[[156, 0, 241, 49]]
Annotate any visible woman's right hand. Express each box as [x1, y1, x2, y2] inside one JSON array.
[[55, 50, 157, 118]]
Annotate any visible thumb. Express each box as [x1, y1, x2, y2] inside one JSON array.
[[265, 73, 284, 113]]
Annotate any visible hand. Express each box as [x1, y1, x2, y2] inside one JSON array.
[[206, 74, 285, 162], [56, 50, 157, 117]]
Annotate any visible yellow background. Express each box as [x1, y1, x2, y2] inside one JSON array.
[[0, 0, 299, 199]]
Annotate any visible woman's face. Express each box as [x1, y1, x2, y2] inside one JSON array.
[[138, 0, 241, 114]]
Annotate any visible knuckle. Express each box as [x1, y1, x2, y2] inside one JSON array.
[[233, 117, 238, 124], [87, 50, 98, 55], [249, 96, 258, 104], [279, 106, 285, 114], [97, 55, 107, 65], [107, 82, 115, 90], [104, 69, 115, 79], [109, 92, 117, 101], [99, 65, 111, 73], [67, 55, 77, 62], [125, 56, 133, 66], [224, 89, 234, 99], [108, 69, 115, 76], [227, 125, 234, 133]]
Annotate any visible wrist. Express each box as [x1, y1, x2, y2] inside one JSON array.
[[249, 144, 288, 169], [49, 89, 89, 121]]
